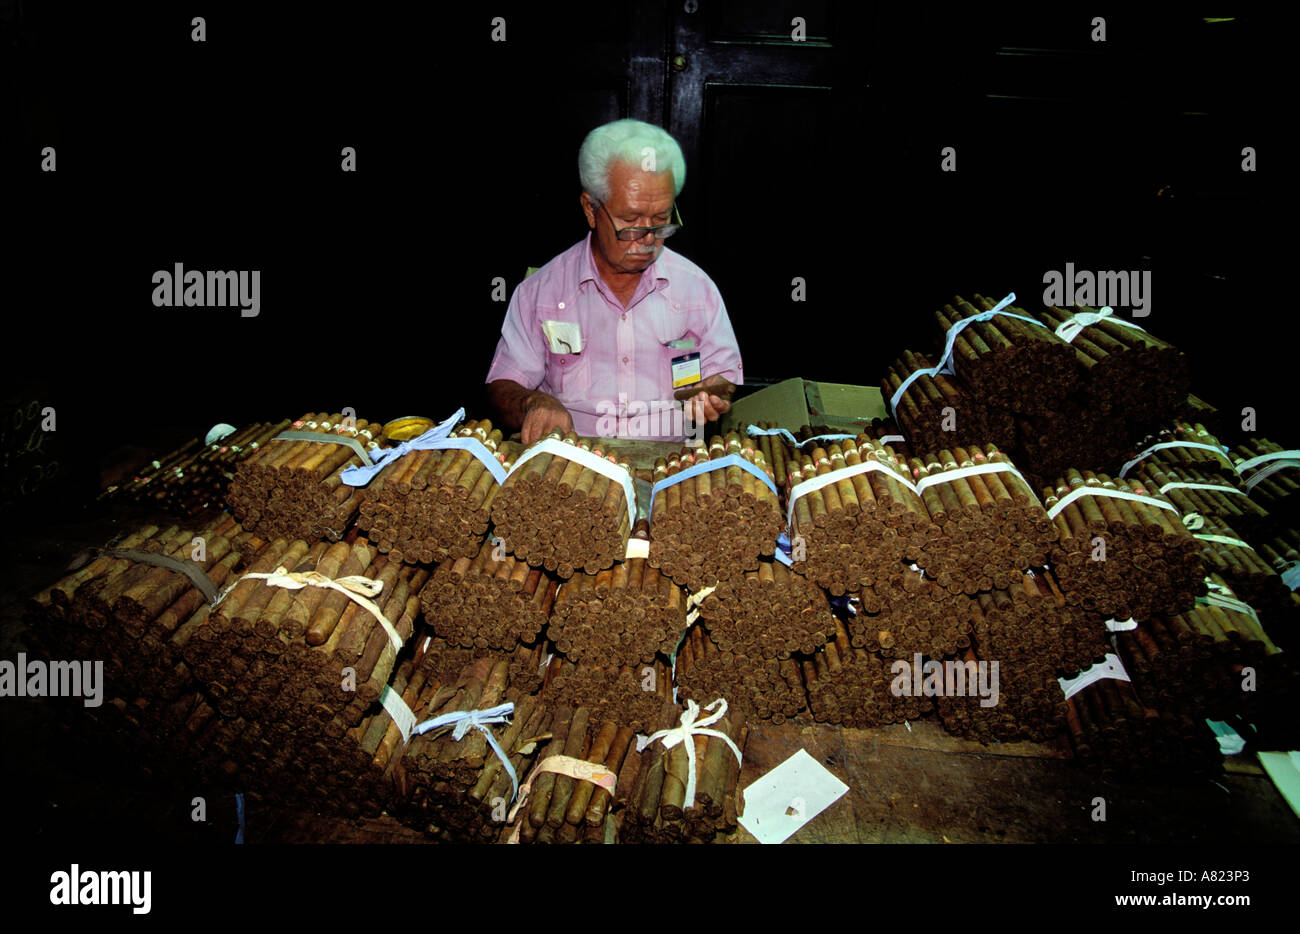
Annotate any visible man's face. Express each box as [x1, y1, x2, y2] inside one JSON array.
[[583, 161, 676, 275]]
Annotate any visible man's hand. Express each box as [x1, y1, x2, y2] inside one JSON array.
[[674, 374, 736, 425], [521, 391, 574, 444]]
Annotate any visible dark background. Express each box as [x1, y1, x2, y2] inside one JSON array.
[[0, 2, 1285, 518]]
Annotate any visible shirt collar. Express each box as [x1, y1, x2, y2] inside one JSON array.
[[579, 231, 670, 293]]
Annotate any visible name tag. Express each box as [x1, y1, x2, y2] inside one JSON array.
[[671, 351, 702, 389]]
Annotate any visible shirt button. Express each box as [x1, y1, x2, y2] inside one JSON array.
[[623, 356, 629, 364], [621, 313, 627, 321], [558, 302, 566, 309]]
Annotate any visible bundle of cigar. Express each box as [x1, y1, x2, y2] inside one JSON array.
[[1254, 526, 1300, 587], [1114, 580, 1282, 720], [1125, 422, 1236, 477], [357, 420, 523, 564], [674, 623, 806, 724], [1044, 470, 1203, 619], [1192, 516, 1294, 624], [936, 572, 1106, 743], [749, 423, 799, 513], [99, 421, 288, 517], [933, 648, 1066, 744], [504, 706, 639, 843], [1011, 401, 1132, 493], [414, 637, 550, 697], [539, 655, 674, 732], [491, 430, 633, 578], [786, 436, 934, 596], [550, 557, 686, 667], [850, 567, 977, 658], [695, 558, 831, 658], [182, 535, 426, 811], [391, 656, 551, 841], [617, 699, 748, 844], [1033, 304, 1189, 425], [1232, 437, 1300, 522], [803, 614, 931, 727], [933, 294, 1081, 417], [28, 517, 263, 704], [419, 536, 557, 650], [648, 432, 783, 591], [907, 445, 1057, 591], [1062, 677, 1223, 778], [882, 349, 1015, 454], [227, 412, 388, 542], [1135, 460, 1268, 533]]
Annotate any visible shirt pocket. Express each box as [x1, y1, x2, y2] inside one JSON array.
[[545, 348, 593, 397]]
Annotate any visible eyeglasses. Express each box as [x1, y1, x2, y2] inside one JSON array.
[[597, 201, 684, 240]]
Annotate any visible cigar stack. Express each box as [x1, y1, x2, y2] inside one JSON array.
[[1011, 401, 1132, 493], [1033, 304, 1190, 427], [695, 559, 831, 659], [1193, 516, 1294, 623], [505, 706, 639, 844], [99, 421, 288, 517], [549, 557, 686, 667], [186, 535, 427, 811], [539, 655, 674, 732], [933, 294, 1082, 417], [419, 536, 557, 650], [491, 430, 633, 578], [617, 699, 748, 844], [881, 349, 1015, 454], [1127, 422, 1236, 477], [907, 444, 1057, 592], [1135, 460, 1268, 535], [935, 571, 1106, 743], [1062, 677, 1223, 778], [850, 568, 978, 657], [1115, 581, 1282, 720], [227, 412, 388, 543], [391, 656, 551, 841], [414, 637, 550, 697], [674, 623, 806, 724], [647, 432, 783, 591], [28, 517, 264, 704], [1232, 437, 1300, 523], [1254, 525, 1300, 595], [356, 420, 523, 564], [787, 436, 935, 597], [1043, 470, 1203, 619], [803, 614, 931, 727]]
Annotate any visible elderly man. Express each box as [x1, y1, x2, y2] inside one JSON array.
[[486, 119, 743, 443]]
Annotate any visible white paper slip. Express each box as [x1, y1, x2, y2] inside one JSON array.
[[1205, 719, 1245, 756], [1258, 751, 1300, 821], [541, 320, 583, 354], [380, 685, 417, 744], [737, 748, 849, 844]]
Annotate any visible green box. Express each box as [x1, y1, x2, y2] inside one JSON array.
[[722, 378, 886, 435]]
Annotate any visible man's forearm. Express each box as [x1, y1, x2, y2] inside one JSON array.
[[486, 379, 538, 432]]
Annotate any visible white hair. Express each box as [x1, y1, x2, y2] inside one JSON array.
[[578, 119, 686, 203]]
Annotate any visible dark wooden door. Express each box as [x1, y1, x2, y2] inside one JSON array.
[[649, 2, 848, 386]]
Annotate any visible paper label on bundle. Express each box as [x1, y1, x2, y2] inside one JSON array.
[[541, 320, 583, 354], [624, 538, 650, 560], [670, 351, 702, 388], [1104, 617, 1138, 632], [1206, 719, 1245, 756], [1057, 653, 1130, 700], [380, 685, 417, 744], [737, 748, 849, 845]]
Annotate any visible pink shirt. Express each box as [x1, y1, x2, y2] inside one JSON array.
[[486, 233, 743, 441]]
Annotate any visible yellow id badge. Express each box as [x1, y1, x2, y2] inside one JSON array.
[[671, 351, 702, 389]]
